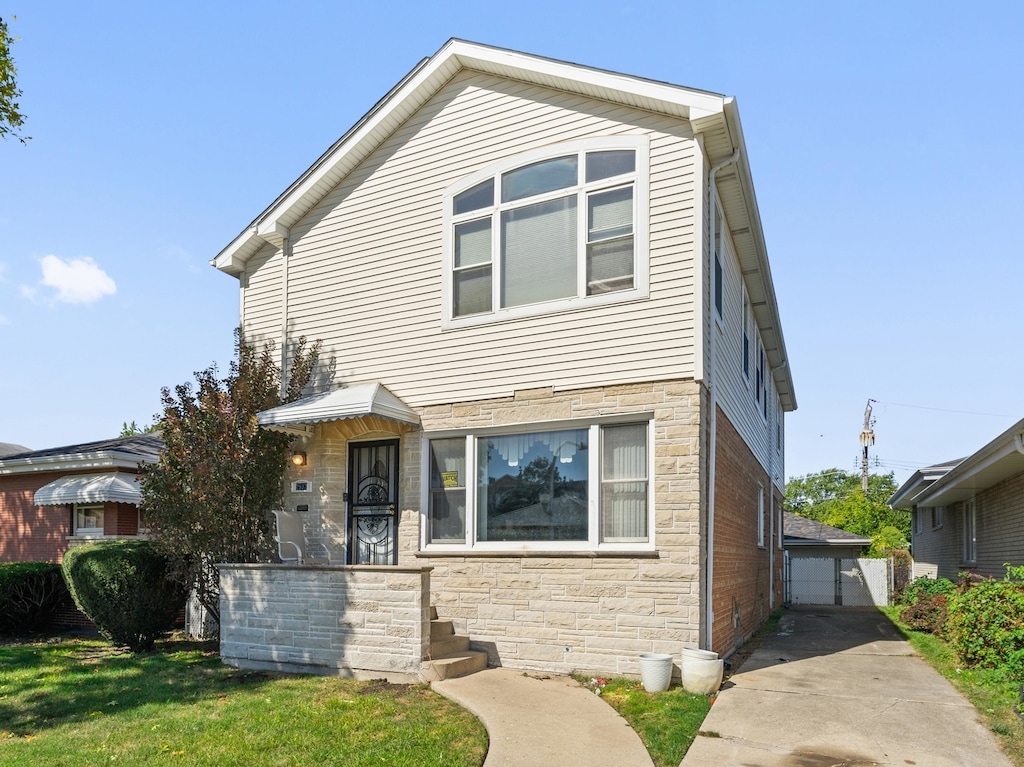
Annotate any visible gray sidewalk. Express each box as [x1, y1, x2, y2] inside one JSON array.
[[680, 607, 1014, 767], [432, 667, 653, 767]]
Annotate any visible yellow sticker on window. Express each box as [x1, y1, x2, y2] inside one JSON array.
[[441, 471, 459, 488]]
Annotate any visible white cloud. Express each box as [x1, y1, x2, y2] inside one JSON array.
[[37, 255, 117, 304]]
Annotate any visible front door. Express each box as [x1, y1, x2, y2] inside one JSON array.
[[348, 440, 399, 565]]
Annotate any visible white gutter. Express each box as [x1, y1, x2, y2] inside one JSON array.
[[1015, 433, 1024, 455], [705, 149, 739, 651]]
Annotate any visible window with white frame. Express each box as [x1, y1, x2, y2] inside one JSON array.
[[445, 139, 648, 324], [742, 289, 750, 379], [963, 498, 977, 563], [74, 503, 104, 536], [914, 508, 924, 535], [713, 204, 724, 321], [931, 506, 944, 529], [425, 421, 650, 548], [757, 483, 765, 547]]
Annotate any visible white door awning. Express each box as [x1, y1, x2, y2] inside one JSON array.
[[34, 471, 143, 506], [257, 382, 420, 435]]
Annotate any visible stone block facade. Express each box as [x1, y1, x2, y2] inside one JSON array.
[[219, 563, 431, 680], [408, 380, 706, 676]]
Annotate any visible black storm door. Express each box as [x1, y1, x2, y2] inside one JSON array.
[[348, 440, 399, 565]]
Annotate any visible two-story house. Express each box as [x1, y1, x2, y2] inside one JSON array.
[[213, 40, 796, 679]]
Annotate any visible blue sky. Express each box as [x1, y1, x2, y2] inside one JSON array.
[[2, 1, 1021, 484]]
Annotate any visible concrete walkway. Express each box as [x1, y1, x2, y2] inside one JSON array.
[[681, 607, 1015, 767], [432, 667, 653, 767]]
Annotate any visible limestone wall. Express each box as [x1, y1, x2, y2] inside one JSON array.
[[218, 564, 431, 680]]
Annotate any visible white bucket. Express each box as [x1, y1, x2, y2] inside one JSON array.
[[638, 652, 674, 692], [681, 646, 718, 661], [681, 658, 724, 695]]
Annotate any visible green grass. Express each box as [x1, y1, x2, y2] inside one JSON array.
[[0, 636, 487, 767], [881, 606, 1024, 767], [575, 675, 712, 767]]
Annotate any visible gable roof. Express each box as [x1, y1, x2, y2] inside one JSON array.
[[0, 434, 163, 475], [783, 511, 871, 547], [888, 458, 964, 509], [211, 39, 795, 412], [901, 417, 1024, 508]]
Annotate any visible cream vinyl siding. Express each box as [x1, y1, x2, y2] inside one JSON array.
[[241, 243, 284, 347], [709, 190, 782, 487], [242, 70, 699, 406]]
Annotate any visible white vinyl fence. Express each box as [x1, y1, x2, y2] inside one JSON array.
[[786, 555, 892, 607]]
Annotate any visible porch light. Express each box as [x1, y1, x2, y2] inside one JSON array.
[[291, 451, 307, 467]]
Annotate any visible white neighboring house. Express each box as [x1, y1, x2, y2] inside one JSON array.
[[212, 39, 797, 679]]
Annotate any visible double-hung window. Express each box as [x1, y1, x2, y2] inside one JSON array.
[[74, 503, 104, 536], [425, 421, 651, 550], [446, 138, 648, 325]]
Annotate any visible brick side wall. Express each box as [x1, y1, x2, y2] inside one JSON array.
[[973, 469, 1024, 578], [219, 564, 430, 680], [0, 473, 73, 562], [712, 404, 781, 656]]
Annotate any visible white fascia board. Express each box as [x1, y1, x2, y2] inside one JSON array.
[[916, 425, 1024, 507], [0, 451, 155, 476], [212, 39, 728, 279]]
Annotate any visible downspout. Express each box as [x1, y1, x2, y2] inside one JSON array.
[[705, 149, 739, 651], [767, 357, 787, 611], [280, 236, 291, 396]]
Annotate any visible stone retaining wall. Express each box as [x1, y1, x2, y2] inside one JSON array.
[[218, 564, 431, 680]]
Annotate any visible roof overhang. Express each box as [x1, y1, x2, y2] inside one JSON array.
[[888, 460, 962, 509], [0, 450, 158, 476], [257, 382, 420, 436], [784, 536, 872, 547], [914, 418, 1024, 507], [34, 472, 143, 507], [212, 38, 728, 279]]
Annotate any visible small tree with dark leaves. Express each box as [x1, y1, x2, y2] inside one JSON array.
[[140, 330, 321, 626]]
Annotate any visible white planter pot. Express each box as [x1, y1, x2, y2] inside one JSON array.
[[681, 646, 718, 661], [681, 658, 724, 695], [638, 652, 674, 692]]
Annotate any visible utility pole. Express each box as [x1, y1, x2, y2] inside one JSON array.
[[860, 399, 875, 493]]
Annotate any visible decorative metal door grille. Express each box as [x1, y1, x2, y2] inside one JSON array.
[[349, 440, 399, 565]]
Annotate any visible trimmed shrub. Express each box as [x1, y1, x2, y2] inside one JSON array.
[[946, 577, 1024, 681], [899, 593, 949, 634], [0, 562, 67, 635], [61, 540, 187, 652], [898, 575, 956, 607]]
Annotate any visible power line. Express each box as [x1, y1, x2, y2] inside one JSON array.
[[872, 400, 1011, 418]]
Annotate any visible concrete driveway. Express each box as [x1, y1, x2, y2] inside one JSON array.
[[680, 606, 1014, 767]]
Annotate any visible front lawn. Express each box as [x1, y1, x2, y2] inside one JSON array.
[[0, 637, 487, 767]]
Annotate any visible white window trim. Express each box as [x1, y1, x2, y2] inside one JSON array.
[[962, 498, 977, 564], [420, 415, 655, 553], [712, 198, 725, 329], [441, 136, 650, 329], [73, 503, 105, 537], [757, 483, 766, 548]]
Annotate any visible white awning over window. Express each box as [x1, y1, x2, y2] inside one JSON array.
[[34, 472, 143, 506], [257, 382, 420, 434]]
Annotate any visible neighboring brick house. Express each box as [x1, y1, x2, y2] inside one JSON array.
[[0, 435, 161, 562], [890, 417, 1024, 580], [213, 40, 796, 677], [0, 434, 163, 627]]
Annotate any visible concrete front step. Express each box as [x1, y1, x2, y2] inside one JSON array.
[[421, 649, 489, 682], [421, 606, 487, 681]]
